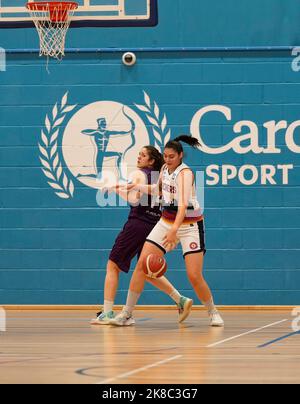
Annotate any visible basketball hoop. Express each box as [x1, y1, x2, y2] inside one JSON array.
[[26, 1, 78, 60]]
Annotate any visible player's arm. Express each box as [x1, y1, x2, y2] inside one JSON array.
[[114, 171, 147, 204], [120, 167, 163, 196], [118, 179, 157, 195], [163, 170, 193, 251]]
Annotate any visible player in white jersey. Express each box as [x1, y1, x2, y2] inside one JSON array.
[[111, 135, 224, 327]]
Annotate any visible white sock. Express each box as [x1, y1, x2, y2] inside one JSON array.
[[103, 300, 114, 313], [169, 289, 181, 305], [204, 297, 217, 315], [124, 291, 141, 315]]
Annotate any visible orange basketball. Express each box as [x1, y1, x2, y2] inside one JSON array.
[[143, 254, 167, 279]]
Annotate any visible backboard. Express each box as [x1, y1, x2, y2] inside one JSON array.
[[0, 0, 158, 28]]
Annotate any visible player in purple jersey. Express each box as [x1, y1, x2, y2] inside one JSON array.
[[91, 146, 193, 325]]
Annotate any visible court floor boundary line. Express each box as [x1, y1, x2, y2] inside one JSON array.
[[258, 330, 300, 348], [207, 319, 288, 348], [97, 355, 183, 384]]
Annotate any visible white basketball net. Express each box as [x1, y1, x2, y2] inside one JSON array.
[[27, 2, 78, 60]]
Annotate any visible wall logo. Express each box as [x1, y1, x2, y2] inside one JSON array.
[[39, 92, 171, 199], [39, 91, 298, 197], [191, 105, 297, 186]]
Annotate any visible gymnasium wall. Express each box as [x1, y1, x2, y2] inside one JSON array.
[[0, 0, 300, 305]]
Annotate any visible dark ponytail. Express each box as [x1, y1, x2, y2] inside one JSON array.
[[165, 134, 200, 154], [174, 135, 200, 148], [144, 145, 164, 171]]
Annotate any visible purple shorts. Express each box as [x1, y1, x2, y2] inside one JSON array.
[[109, 218, 156, 273]]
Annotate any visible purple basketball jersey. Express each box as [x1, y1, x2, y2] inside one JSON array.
[[128, 168, 161, 225]]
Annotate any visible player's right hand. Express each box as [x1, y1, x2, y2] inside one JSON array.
[[118, 183, 137, 191]]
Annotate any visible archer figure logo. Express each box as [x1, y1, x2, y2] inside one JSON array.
[[39, 92, 171, 198]]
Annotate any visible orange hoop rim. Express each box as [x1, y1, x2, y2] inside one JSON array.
[[26, 1, 78, 11], [26, 1, 78, 23]]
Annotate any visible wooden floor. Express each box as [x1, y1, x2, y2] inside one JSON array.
[[0, 309, 299, 384]]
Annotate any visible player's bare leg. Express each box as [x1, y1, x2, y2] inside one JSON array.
[[130, 242, 164, 294], [148, 276, 193, 323], [104, 260, 121, 302], [185, 253, 224, 327], [90, 260, 120, 325], [110, 242, 193, 326], [109, 242, 162, 326]]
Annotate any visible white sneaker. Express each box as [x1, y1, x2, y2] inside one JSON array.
[[109, 310, 135, 327], [209, 310, 224, 327]]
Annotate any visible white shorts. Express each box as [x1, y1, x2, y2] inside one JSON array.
[[146, 218, 206, 258]]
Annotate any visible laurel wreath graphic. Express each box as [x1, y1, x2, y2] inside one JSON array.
[[135, 91, 171, 152], [38, 92, 77, 199], [39, 91, 171, 199]]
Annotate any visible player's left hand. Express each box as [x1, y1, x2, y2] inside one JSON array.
[[163, 229, 179, 252]]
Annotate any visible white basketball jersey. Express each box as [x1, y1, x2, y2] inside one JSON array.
[[161, 163, 202, 218]]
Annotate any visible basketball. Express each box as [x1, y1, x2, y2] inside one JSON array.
[[143, 254, 167, 279]]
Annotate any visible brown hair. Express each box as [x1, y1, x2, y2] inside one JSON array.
[[144, 146, 164, 171]]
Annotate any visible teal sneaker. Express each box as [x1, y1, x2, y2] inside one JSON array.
[[178, 296, 193, 323], [90, 311, 115, 325]]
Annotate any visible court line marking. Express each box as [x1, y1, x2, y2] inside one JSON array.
[[137, 318, 153, 322], [97, 355, 183, 384], [207, 319, 288, 348], [258, 330, 300, 348]]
